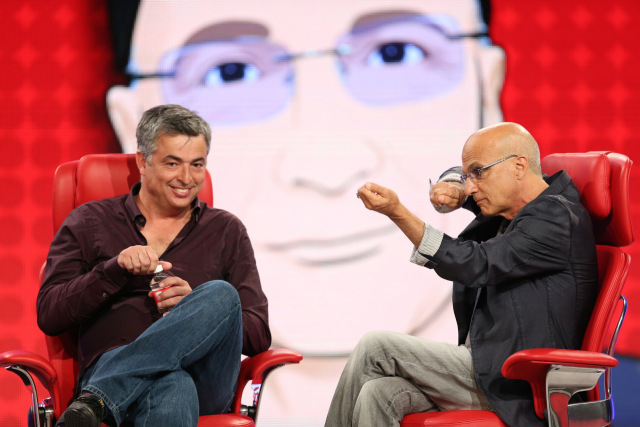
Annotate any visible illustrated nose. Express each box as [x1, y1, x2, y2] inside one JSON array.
[[272, 55, 383, 196], [274, 140, 382, 197]]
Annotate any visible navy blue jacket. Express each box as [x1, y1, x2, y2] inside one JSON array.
[[422, 170, 598, 426]]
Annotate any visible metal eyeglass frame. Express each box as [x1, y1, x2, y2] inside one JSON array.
[[460, 154, 518, 184]]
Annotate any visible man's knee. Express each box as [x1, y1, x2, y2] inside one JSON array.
[[355, 330, 403, 355], [177, 280, 242, 341], [197, 280, 240, 307], [191, 280, 241, 322], [357, 378, 389, 409]]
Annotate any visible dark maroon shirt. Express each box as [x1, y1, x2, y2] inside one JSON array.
[[37, 183, 271, 374]]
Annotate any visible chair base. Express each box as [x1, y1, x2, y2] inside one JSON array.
[[198, 414, 254, 427], [401, 410, 507, 427]]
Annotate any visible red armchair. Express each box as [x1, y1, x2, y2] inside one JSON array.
[[401, 151, 633, 427], [1, 154, 303, 427]]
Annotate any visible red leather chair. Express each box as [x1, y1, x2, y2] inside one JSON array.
[[0, 154, 303, 427], [401, 151, 633, 427]]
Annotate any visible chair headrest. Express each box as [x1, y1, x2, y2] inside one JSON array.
[[542, 152, 611, 220], [76, 154, 140, 206], [541, 151, 633, 247]]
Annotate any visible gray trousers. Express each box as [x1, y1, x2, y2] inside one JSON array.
[[324, 330, 493, 427]]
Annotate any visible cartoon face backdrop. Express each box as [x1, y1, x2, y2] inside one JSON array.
[[2, 1, 640, 426], [106, 3, 504, 421], [108, 0, 503, 358]]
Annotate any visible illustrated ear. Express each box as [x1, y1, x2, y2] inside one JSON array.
[[476, 44, 506, 127], [106, 85, 144, 154]]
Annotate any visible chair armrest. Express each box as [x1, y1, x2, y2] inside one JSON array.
[[238, 348, 304, 382], [1, 349, 62, 420], [501, 348, 618, 419], [0, 349, 58, 390], [230, 348, 303, 415]]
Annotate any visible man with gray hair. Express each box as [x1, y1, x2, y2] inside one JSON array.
[[38, 104, 271, 426]]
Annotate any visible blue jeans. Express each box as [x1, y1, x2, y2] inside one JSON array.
[[79, 280, 243, 427]]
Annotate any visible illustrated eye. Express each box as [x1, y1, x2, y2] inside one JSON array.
[[204, 62, 261, 86], [366, 42, 425, 66]]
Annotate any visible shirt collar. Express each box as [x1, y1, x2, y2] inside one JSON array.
[[124, 182, 204, 227], [542, 170, 571, 197]]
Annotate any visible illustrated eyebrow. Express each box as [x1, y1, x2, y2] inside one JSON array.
[[183, 21, 270, 46], [350, 9, 423, 33], [128, 21, 271, 81]]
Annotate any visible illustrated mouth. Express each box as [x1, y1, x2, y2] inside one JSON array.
[[264, 224, 397, 266]]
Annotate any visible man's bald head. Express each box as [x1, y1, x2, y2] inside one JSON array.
[[464, 122, 542, 176]]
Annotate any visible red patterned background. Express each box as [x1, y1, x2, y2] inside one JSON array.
[[1, 1, 639, 425]]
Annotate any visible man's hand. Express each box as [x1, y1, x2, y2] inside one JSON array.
[[357, 182, 402, 218], [430, 181, 466, 213], [148, 275, 192, 314], [117, 245, 172, 275], [357, 182, 426, 247]]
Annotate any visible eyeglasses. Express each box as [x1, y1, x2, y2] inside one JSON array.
[[129, 13, 488, 126], [460, 155, 518, 184]]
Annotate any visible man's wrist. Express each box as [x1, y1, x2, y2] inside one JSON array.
[[410, 223, 444, 266], [432, 173, 466, 213], [439, 172, 464, 185]]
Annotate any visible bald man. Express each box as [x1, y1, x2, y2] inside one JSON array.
[[325, 123, 599, 427]]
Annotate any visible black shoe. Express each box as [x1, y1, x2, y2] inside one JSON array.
[[55, 393, 105, 427]]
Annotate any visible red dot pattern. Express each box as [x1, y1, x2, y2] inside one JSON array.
[[0, 1, 122, 424], [491, 0, 640, 359]]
